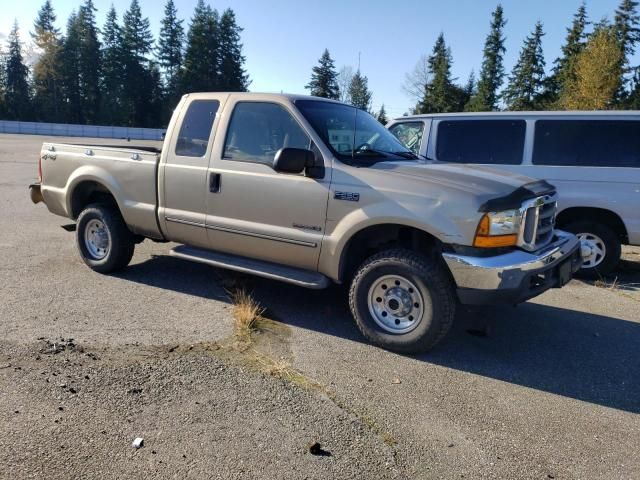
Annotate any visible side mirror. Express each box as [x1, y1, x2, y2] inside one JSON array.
[[273, 148, 314, 174]]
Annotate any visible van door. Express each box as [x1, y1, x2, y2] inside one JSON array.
[[159, 94, 229, 249], [204, 99, 330, 271]]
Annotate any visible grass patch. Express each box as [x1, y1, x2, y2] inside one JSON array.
[[229, 288, 265, 346]]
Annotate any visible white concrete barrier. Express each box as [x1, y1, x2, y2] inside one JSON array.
[[0, 120, 165, 140]]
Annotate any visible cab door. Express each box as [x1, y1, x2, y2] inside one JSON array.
[[204, 99, 330, 271], [158, 94, 228, 249]]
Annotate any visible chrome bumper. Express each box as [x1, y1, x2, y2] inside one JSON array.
[[442, 230, 582, 305]]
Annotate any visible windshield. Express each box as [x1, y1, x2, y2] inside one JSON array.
[[295, 100, 417, 164]]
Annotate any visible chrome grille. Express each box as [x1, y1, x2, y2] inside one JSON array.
[[519, 193, 557, 251]]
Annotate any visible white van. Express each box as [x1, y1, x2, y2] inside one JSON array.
[[388, 112, 640, 277]]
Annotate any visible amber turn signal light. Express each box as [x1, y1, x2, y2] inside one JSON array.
[[473, 214, 518, 248]]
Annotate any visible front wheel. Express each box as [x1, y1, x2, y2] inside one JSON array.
[[76, 204, 135, 273], [563, 221, 621, 279], [348, 249, 456, 354]]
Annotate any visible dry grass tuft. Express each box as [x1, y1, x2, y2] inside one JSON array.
[[229, 289, 265, 342]]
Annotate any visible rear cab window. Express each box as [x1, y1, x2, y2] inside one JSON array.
[[533, 120, 640, 167], [435, 119, 526, 165], [175, 100, 220, 157]]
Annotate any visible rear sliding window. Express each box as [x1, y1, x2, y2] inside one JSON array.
[[175, 100, 220, 157], [436, 120, 526, 165], [533, 120, 640, 168]]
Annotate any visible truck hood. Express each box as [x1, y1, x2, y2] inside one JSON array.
[[373, 161, 538, 199]]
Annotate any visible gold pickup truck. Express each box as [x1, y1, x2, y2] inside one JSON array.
[[30, 93, 582, 353]]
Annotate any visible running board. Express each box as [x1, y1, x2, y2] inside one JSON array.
[[169, 245, 330, 290]]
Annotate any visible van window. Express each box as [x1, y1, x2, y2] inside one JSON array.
[[389, 122, 424, 155], [223, 102, 311, 166], [175, 100, 220, 157], [436, 120, 526, 165], [533, 120, 640, 168]]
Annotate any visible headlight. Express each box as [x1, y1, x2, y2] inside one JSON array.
[[473, 210, 523, 248]]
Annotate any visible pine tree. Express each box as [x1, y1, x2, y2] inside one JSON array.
[[376, 104, 388, 124], [5, 21, 31, 120], [158, 0, 184, 103], [306, 49, 339, 99], [503, 21, 546, 110], [31, 0, 62, 121], [100, 6, 124, 125], [465, 4, 507, 111], [180, 0, 220, 93], [615, 0, 640, 67], [417, 33, 459, 113], [76, 0, 101, 123], [561, 24, 623, 110], [614, 0, 640, 98], [121, 0, 158, 126], [347, 69, 372, 111], [544, 2, 589, 107], [60, 12, 82, 122], [218, 9, 249, 92], [0, 47, 6, 116]]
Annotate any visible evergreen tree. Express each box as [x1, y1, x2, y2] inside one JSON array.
[[376, 104, 388, 124], [121, 0, 158, 126], [503, 22, 546, 110], [627, 70, 640, 107], [158, 0, 184, 103], [76, 0, 101, 123], [0, 49, 6, 117], [306, 48, 340, 99], [180, 0, 220, 93], [465, 4, 507, 111], [347, 69, 372, 111], [614, 0, 640, 68], [100, 6, 125, 125], [31, 0, 62, 121], [560, 24, 622, 110], [417, 33, 459, 113], [5, 21, 31, 120], [60, 12, 82, 122], [544, 2, 589, 107], [218, 9, 249, 92]]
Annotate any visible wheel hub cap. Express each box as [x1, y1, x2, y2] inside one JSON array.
[[577, 232, 606, 269], [84, 219, 110, 260], [368, 275, 427, 334]]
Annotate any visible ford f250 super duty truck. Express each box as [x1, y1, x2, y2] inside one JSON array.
[[29, 93, 583, 353]]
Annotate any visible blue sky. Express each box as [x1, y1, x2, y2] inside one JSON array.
[[2, 0, 637, 117]]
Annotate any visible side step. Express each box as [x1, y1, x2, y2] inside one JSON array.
[[169, 245, 330, 290]]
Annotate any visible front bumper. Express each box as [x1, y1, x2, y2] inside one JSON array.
[[29, 183, 44, 204], [443, 230, 582, 305]]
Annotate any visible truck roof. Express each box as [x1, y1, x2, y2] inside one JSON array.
[[184, 91, 343, 104], [394, 110, 640, 121]]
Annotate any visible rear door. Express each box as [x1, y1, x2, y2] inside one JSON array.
[[159, 94, 229, 248], [204, 98, 331, 270]]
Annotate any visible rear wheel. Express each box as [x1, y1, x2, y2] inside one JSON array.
[[564, 221, 621, 279], [348, 249, 456, 354], [76, 204, 135, 273]]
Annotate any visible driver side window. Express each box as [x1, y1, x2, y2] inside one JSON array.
[[223, 102, 311, 166]]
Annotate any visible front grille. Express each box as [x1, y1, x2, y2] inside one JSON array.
[[520, 193, 557, 251]]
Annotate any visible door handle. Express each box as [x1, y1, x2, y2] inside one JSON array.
[[209, 172, 221, 193]]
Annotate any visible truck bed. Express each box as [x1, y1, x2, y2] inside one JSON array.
[[39, 142, 163, 239]]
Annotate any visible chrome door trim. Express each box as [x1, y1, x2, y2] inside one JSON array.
[[165, 216, 318, 248]]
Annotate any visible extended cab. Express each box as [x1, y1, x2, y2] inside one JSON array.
[[30, 93, 582, 353]]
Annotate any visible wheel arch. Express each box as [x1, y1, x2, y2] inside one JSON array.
[[69, 180, 121, 220], [556, 207, 629, 244], [337, 223, 444, 284]]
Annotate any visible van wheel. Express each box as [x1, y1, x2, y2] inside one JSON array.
[[76, 204, 135, 273], [348, 249, 456, 354], [564, 221, 621, 279]]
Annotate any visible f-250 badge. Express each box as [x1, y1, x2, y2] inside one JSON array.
[[334, 191, 360, 202]]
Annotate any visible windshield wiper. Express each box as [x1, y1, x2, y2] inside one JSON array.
[[347, 148, 388, 158]]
